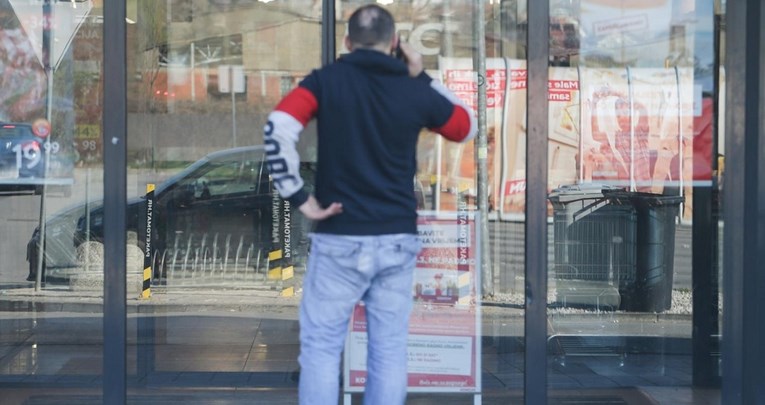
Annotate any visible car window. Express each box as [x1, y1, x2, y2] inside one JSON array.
[[0, 125, 33, 138], [178, 157, 264, 200]]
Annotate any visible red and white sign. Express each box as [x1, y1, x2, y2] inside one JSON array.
[[444, 69, 506, 110], [344, 212, 481, 394], [548, 79, 579, 103], [32, 118, 51, 138]]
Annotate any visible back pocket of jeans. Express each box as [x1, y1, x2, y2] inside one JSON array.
[[308, 237, 365, 301], [310, 236, 362, 269], [385, 236, 422, 266]]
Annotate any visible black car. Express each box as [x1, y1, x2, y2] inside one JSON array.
[[27, 146, 310, 285]]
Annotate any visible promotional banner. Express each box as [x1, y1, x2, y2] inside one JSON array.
[[579, 67, 637, 189], [629, 67, 694, 196], [498, 59, 529, 217], [1, 3, 82, 190], [547, 66, 581, 197], [578, 66, 696, 219], [415, 58, 506, 212], [418, 57, 701, 220], [344, 212, 481, 394]]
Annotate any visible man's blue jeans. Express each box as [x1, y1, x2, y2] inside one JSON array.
[[298, 233, 422, 405]]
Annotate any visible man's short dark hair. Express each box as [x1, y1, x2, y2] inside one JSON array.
[[348, 4, 395, 48]]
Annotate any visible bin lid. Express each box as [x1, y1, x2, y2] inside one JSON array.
[[548, 183, 625, 202], [624, 193, 685, 207]]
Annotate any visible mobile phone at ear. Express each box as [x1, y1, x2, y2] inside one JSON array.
[[394, 36, 404, 60]]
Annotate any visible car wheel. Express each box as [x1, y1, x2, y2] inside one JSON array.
[[27, 253, 45, 281]]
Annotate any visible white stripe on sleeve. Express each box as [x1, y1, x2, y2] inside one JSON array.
[[264, 110, 305, 199]]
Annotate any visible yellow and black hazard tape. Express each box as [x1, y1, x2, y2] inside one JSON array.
[[267, 249, 294, 297], [267, 249, 282, 280], [141, 183, 155, 299], [281, 263, 294, 297], [141, 267, 151, 299]]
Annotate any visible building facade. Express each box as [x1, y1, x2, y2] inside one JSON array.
[[1, 0, 763, 403]]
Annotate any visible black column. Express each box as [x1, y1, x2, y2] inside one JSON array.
[[322, 0, 335, 66], [103, 0, 128, 403], [722, 0, 765, 403], [692, 9, 722, 389], [525, 1, 549, 404]]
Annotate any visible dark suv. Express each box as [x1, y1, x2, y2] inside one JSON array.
[[27, 146, 312, 284]]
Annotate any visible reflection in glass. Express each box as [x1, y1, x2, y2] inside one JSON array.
[[123, 0, 321, 398], [0, 0, 727, 402], [544, 0, 721, 402], [0, 0, 105, 400]]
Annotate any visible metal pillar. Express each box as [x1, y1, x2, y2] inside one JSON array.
[[322, 0, 336, 66], [722, 0, 765, 403], [524, 1, 549, 404], [473, 1, 492, 297], [103, 0, 128, 403]]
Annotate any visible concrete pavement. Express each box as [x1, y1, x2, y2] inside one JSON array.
[[0, 285, 714, 404]]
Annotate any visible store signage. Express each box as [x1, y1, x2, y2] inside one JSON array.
[[344, 212, 481, 398]]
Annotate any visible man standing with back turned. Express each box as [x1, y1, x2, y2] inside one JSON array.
[[264, 4, 476, 404]]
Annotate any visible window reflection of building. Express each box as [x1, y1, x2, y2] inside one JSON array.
[[134, 1, 321, 115], [550, 5, 580, 67]]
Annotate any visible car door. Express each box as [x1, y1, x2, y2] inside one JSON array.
[[155, 148, 271, 278]]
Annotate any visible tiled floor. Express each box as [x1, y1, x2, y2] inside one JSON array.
[[2, 386, 708, 404], [0, 312, 720, 404], [0, 215, 720, 405]]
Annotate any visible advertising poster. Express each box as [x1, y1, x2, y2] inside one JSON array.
[[578, 66, 695, 220], [499, 60, 581, 218], [629, 68, 694, 196], [418, 58, 700, 221], [497, 59, 528, 217], [579, 67, 634, 189], [344, 212, 481, 394], [498, 62, 583, 218], [692, 96, 714, 184], [1, 3, 81, 190], [414, 57, 505, 212], [548, 66, 581, 191]]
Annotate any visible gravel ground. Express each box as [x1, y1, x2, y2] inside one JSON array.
[[484, 289, 721, 315]]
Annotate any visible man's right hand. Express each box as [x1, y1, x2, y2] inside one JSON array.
[[298, 194, 343, 221], [398, 42, 423, 78]]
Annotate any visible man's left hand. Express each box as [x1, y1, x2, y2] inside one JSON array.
[[299, 194, 343, 220]]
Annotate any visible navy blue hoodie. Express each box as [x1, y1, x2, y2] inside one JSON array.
[[265, 49, 476, 235]]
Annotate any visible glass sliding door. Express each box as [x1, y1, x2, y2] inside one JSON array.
[[544, 0, 722, 403], [119, 0, 321, 401], [337, 1, 526, 403], [0, 0, 105, 402]]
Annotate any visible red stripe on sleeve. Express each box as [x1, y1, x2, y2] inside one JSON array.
[[275, 87, 318, 127], [431, 105, 472, 142]]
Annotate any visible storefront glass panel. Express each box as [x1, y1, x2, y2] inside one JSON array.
[[121, 0, 321, 400], [1, 0, 731, 403], [544, 0, 722, 402], [336, 1, 530, 402], [0, 0, 105, 401]]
